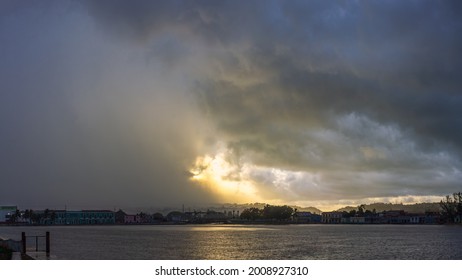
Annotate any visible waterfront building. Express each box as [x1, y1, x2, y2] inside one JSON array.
[[364, 214, 380, 224], [378, 210, 412, 224], [115, 209, 126, 224], [0, 206, 17, 223], [424, 212, 440, 224], [166, 211, 189, 223], [350, 216, 366, 224], [293, 212, 321, 223], [48, 210, 115, 225], [409, 214, 426, 224], [321, 212, 343, 223], [123, 214, 145, 224], [124, 214, 136, 223]]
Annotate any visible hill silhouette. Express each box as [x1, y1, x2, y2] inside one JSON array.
[[336, 202, 440, 213]]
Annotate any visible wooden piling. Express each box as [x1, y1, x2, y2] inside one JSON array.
[[21, 232, 26, 254], [46, 232, 50, 257]]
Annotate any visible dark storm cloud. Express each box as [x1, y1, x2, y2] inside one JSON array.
[[83, 0, 277, 44], [185, 1, 462, 155], [2, 1, 462, 208]]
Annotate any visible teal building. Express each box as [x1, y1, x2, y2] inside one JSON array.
[[49, 210, 115, 225]]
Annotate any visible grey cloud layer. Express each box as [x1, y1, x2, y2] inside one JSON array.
[[85, 0, 462, 148], [92, 0, 462, 199], [1, 1, 461, 207]]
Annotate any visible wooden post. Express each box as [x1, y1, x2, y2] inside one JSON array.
[[21, 232, 26, 254], [35, 236, 38, 252], [45, 232, 50, 257]]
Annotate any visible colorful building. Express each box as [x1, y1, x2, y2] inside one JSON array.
[[47, 210, 115, 225]]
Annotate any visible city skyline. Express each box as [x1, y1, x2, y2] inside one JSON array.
[[1, 1, 462, 211]]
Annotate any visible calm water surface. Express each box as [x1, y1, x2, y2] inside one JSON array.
[[1, 224, 461, 260]]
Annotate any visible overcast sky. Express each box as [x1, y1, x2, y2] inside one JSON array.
[[1, 0, 461, 210]]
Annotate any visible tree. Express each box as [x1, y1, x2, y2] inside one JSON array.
[[240, 204, 295, 221], [357, 204, 365, 216], [293, 208, 298, 219], [152, 212, 164, 221], [455, 192, 462, 220], [51, 211, 56, 224], [348, 210, 357, 217], [262, 205, 294, 220], [24, 209, 31, 221], [137, 212, 148, 223], [440, 192, 462, 223], [8, 209, 20, 223], [43, 209, 50, 225], [240, 207, 262, 220], [30, 210, 41, 224]]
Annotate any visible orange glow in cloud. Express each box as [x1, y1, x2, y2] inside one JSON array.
[[188, 146, 447, 212], [189, 151, 257, 203]]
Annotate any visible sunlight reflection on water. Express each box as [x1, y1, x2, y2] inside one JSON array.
[[189, 225, 278, 231]]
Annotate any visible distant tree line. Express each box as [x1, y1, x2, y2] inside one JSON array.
[[342, 204, 378, 218], [8, 209, 60, 224], [240, 204, 294, 221]]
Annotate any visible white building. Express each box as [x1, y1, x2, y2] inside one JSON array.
[[0, 206, 17, 223], [410, 215, 426, 224]]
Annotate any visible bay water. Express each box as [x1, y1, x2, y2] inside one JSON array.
[[1, 224, 461, 260]]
